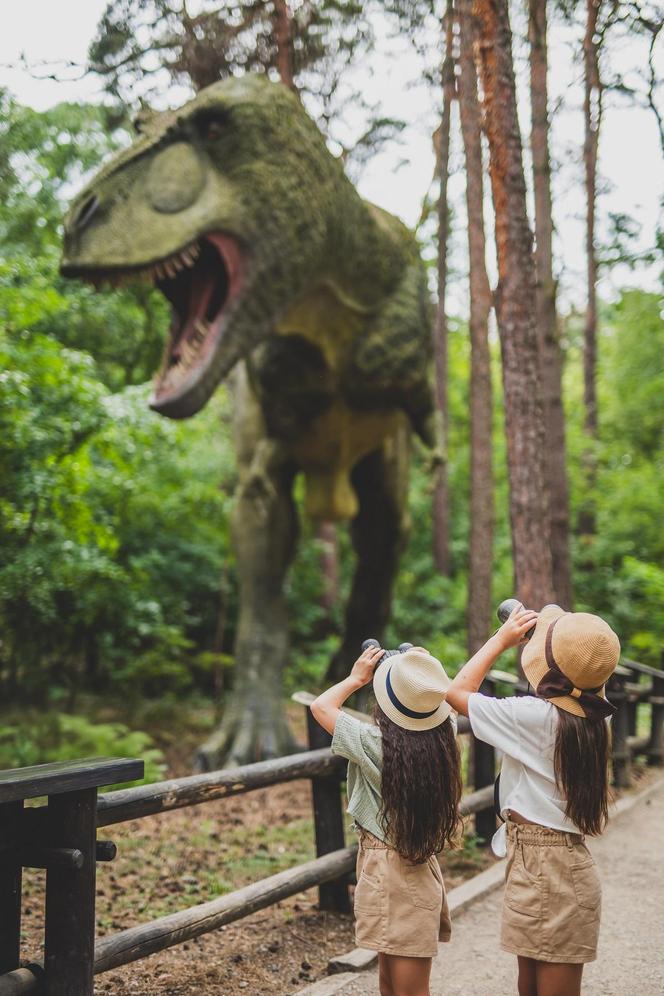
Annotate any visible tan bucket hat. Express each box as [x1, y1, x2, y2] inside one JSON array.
[[373, 649, 452, 731], [521, 604, 621, 719]]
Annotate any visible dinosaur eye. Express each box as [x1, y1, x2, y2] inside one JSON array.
[[196, 112, 227, 143], [206, 121, 224, 140]]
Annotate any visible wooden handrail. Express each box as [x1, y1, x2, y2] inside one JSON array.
[[96, 748, 343, 828], [621, 657, 664, 680], [3, 652, 662, 994], [93, 846, 358, 974]]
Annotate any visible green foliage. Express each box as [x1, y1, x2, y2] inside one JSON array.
[[0, 93, 166, 390], [566, 290, 664, 664], [0, 326, 234, 704], [1, 94, 662, 747], [0, 712, 165, 785]]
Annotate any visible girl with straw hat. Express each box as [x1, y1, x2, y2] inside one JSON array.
[[447, 602, 621, 996], [311, 644, 461, 996]]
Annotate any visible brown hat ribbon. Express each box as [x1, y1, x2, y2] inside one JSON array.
[[535, 617, 617, 721]]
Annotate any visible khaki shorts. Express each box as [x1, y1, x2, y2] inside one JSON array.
[[353, 829, 451, 958], [501, 820, 601, 964]]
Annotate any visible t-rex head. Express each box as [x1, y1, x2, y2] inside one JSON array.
[[61, 76, 340, 418]]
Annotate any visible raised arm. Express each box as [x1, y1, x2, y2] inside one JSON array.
[[310, 645, 384, 735], [446, 605, 539, 717]]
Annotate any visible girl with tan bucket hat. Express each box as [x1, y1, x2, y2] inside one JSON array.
[[447, 603, 621, 996], [311, 644, 461, 996]]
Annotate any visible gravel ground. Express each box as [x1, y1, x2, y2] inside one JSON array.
[[339, 779, 664, 996]]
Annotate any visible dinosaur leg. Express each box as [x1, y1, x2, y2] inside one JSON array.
[[328, 426, 411, 683], [196, 382, 300, 770]]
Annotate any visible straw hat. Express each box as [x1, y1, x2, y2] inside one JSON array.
[[373, 649, 452, 731], [521, 604, 621, 718]]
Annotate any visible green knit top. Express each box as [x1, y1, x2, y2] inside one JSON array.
[[331, 711, 386, 843]]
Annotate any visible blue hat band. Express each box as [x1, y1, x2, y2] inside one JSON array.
[[385, 666, 440, 721]]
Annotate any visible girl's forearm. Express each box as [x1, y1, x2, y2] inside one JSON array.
[[310, 675, 363, 735], [446, 634, 507, 716]]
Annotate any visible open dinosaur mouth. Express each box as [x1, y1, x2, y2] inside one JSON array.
[[65, 232, 245, 415], [149, 233, 244, 411]]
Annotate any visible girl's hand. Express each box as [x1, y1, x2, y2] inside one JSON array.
[[350, 645, 384, 687], [496, 603, 539, 651]]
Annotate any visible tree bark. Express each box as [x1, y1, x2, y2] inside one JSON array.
[[318, 521, 339, 623], [272, 1, 339, 616], [579, 0, 602, 538], [528, 0, 572, 608], [473, 0, 555, 608], [432, 0, 456, 576], [273, 0, 296, 91], [457, 0, 494, 654]]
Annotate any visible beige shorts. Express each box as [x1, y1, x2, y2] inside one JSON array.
[[501, 820, 601, 964], [353, 829, 451, 959]]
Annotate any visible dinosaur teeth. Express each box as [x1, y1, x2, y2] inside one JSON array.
[[181, 340, 196, 366], [193, 320, 208, 344]]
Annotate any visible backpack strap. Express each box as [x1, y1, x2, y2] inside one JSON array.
[[494, 772, 504, 822]]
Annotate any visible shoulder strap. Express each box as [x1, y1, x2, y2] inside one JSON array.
[[494, 772, 504, 821]]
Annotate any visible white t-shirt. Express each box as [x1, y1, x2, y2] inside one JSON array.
[[468, 693, 579, 857]]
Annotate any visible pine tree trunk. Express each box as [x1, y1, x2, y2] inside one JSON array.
[[528, 0, 573, 608], [272, 1, 338, 614], [579, 0, 602, 538], [273, 0, 296, 90], [457, 0, 494, 654], [473, 0, 555, 608], [432, 0, 456, 576], [318, 521, 340, 622]]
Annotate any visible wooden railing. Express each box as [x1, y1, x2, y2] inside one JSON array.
[[0, 711, 492, 995], [1, 653, 662, 995]]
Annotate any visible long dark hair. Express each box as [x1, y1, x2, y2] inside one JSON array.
[[374, 703, 462, 863], [553, 708, 611, 835]]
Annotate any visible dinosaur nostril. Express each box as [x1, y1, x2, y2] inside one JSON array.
[[73, 194, 100, 231]]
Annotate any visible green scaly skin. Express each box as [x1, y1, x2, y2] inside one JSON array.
[[61, 76, 433, 765]]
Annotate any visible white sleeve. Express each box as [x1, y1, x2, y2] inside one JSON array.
[[467, 693, 524, 761]]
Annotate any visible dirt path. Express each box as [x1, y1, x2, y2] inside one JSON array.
[[339, 780, 664, 996]]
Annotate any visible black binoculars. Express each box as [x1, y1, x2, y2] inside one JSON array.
[[361, 638, 414, 667], [496, 598, 536, 640]]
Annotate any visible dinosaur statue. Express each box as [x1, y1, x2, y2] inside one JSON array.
[[61, 75, 434, 768]]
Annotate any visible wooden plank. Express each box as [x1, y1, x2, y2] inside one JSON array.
[[306, 712, 350, 913], [0, 758, 144, 804], [648, 665, 664, 767], [0, 803, 22, 975], [610, 672, 632, 788], [486, 668, 520, 685], [0, 968, 39, 995], [484, 670, 530, 694], [458, 784, 494, 816], [292, 692, 376, 725], [44, 788, 98, 996], [626, 735, 650, 755], [96, 749, 345, 827], [93, 845, 357, 975], [621, 657, 664, 680]]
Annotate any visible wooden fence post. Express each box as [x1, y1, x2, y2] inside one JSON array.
[[305, 711, 351, 913], [44, 788, 98, 995], [473, 680, 496, 845], [0, 801, 23, 975], [609, 672, 631, 788], [648, 653, 664, 767]]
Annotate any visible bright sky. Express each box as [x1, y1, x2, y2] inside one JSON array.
[[2, 0, 663, 316]]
